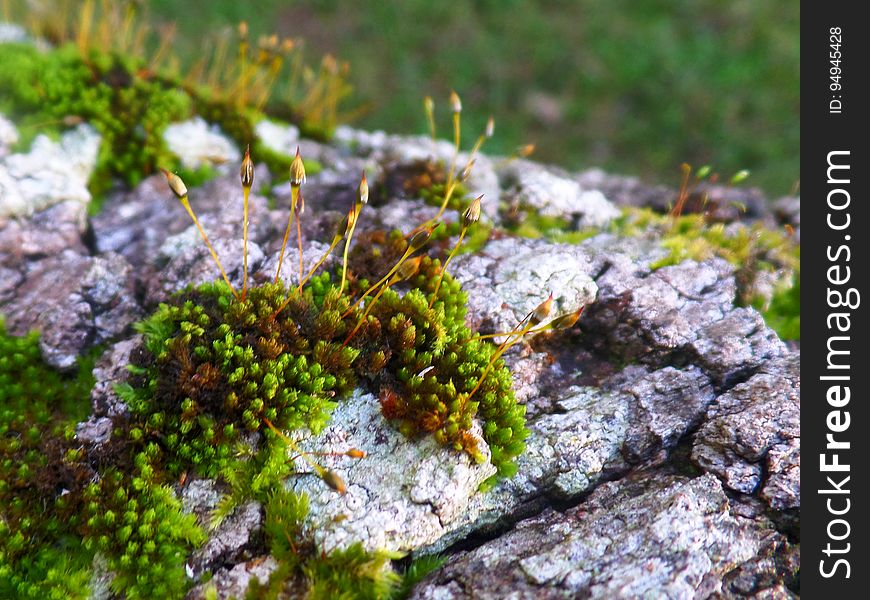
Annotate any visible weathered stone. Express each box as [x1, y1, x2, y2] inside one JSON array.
[[691, 307, 787, 388], [411, 474, 776, 600], [433, 362, 725, 554], [692, 355, 800, 505], [93, 167, 274, 268], [146, 227, 266, 301], [186, 556, 278, 600], [1, 250, 139, 369], [91, 174, 190, 264], [0, 199, 89, 306], [0, 124, 100, 217], [719, 538, 799, 599], [761, 437, 800, 512], [609, 365, 716, 463], [75, 416, 114, 446], [583, 257, 737, 366], [287, 390, 496, 554], [453, 237, 598, 336], [182, 479, 264, 577], [371, 198, 443, 234], [0, 199, 89, 260]]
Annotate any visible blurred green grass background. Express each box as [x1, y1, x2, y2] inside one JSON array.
[[148, 0, 799, 196]]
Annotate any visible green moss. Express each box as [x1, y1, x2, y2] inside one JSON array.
[[420, 181, 469, 212], [0, 42, 191, 187], [0, 322, 98, 598], [123, 231, 526, 478], [82, 468, 205, 599], [503, 212, 599, 245]]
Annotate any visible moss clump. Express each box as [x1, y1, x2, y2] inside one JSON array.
[[0, 322, 97, 598], [82, 468, 205, 599], [0, 320, 206, 598], [123, 230, 526, 479], [0, 34, 329, 197], [107, 222, 525, 596]]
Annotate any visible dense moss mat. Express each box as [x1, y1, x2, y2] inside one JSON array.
[[1, 228, 527, 598], [0, 323, 98, 598], [0, 42, 191, 189]]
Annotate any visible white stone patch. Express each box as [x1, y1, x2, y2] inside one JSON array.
[[287, 389, 496, 554], [0, 123, 101, 218], [500, 159, 621, 227], [254, 118, 301, 157], [163, 117, 240, 172]]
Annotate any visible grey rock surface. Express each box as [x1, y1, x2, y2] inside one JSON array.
[[610, 365, 716, 463], [411, 474, 781, 600], [692, 355, 800, 507], [453, 237, 598, 336], [182, 479, 265, 577], [690, 307, 787, 388], [583, 256, 737, 366], [1, 249, 140, 369], [288, 389, 496, 554], [186, 556, 278, 600]]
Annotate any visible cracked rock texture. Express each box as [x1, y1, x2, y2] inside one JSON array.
[[2, 113, 800, 598], [410, 474, 786, 600], [453, 237, 598, 336], [692, 355, 800, 507]]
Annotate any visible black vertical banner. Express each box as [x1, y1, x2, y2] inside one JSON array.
[[803, 3, 869, 596]]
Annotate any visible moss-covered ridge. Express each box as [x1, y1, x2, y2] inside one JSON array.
[[122, 232, 525, 480]]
